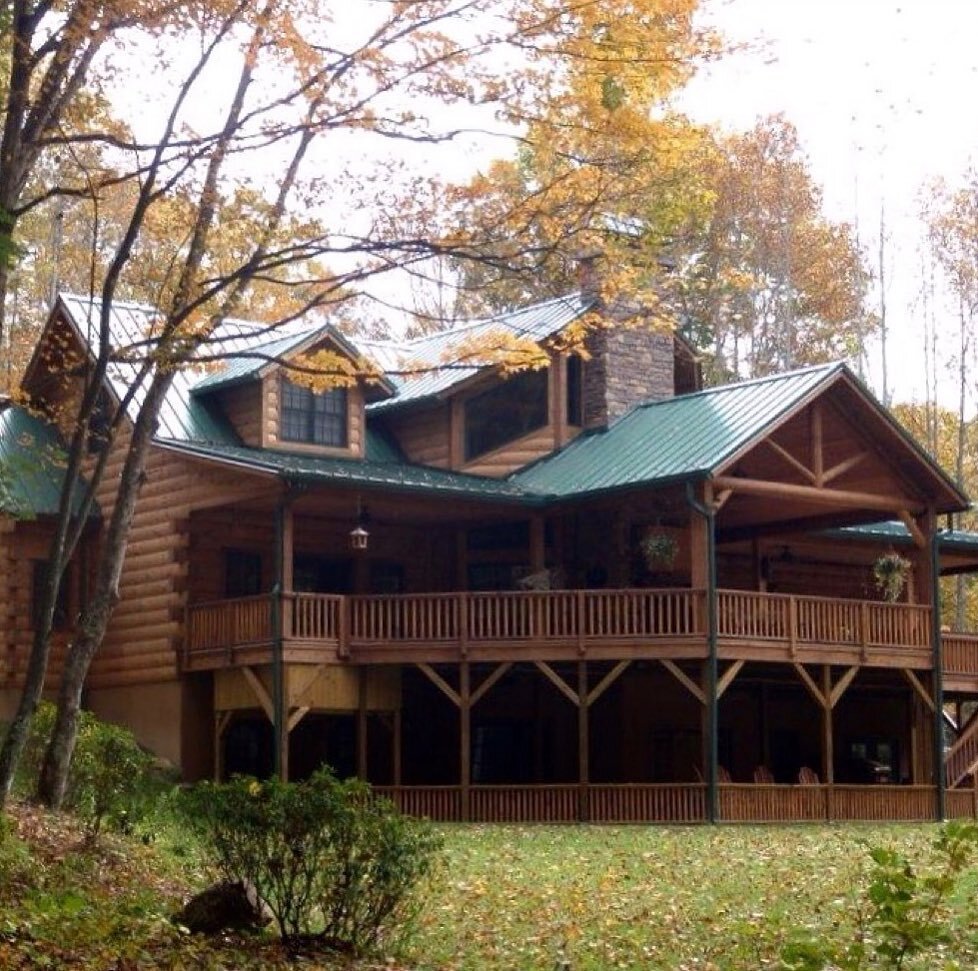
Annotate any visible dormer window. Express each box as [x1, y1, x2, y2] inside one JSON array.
[[280, 376, 347, 447], [464, 369, 548, 461]]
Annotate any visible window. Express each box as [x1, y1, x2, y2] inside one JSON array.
[[32, 561, 70, 631], [566, 354, 583, 426], [224, 550, 263, 598], [463, 369, 548, 461], [280, 377, 347, 447]]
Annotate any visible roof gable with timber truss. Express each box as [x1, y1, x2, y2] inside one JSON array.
[[510, 363, 968, 521]]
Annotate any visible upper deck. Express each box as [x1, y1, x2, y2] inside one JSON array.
[[182, 586, 978, 691]]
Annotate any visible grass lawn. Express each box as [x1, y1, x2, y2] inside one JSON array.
[[3, 805, 978, 969], [413, 824, 978, 970]]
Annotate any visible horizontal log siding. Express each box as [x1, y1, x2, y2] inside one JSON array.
[[92, 434, 275, 690]]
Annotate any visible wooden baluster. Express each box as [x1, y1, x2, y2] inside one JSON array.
[[788, 597, 797, 658], [577, 591, 586, 655]]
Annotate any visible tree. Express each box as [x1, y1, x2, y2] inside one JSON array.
[[674, 116, 874, 381], [0, 1, 222, 377], [0, 0, 720, 806], [428, 0, 717, 320]]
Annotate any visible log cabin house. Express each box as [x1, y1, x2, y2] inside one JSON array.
[[5, 289, 978, 825]]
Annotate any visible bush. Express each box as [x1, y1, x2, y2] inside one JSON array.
[[178, 768, 442, 953], [14, 702, 172, 842], [781, 820, 978, 970]]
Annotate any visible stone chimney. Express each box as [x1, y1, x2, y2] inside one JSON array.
[[573, 253, 674, 426]]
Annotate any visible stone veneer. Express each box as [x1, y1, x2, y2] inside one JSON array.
[[583, 323, 675, 429]]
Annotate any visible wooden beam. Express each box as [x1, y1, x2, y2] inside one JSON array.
[[460, 662, 470, 821], [764, 438, 817, 484], [660, 659, 706, 705], [898, 510, 927, 549], [821, 451, 867, 485], [902, 668, 935, 712], [713, 475, 923, 514], [242, 666, 274, 721], [792, 662, 826, 709], [535, 661, 581, 706], [587, 660, 631, 707], [713, 488, 734, 512], [357, 668, 368, 780], [287, 706, 310, 733], [830, 665, 859, 708], [471, 662, 513, 707], [811, 404, 824, 486], [717, 660, 745, 699], [821, 665, 834, 788], [417, 662, 461, 708]]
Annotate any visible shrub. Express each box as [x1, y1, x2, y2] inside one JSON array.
[[13, 702, 171, 842], [178, 768, 442, 953], [780, 820, 978, 970]]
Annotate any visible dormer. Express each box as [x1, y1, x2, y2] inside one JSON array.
[[192, 325, 393, 460]]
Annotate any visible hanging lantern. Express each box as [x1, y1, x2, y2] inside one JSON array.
[[350, 501, 370, 551], [350, 524, 369, 551]]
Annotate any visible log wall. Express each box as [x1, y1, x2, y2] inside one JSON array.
[[379, 404, 451, 468], [0, 518, 76, 692], [215, 381, 263, 446], [90, 436, 277, 691]]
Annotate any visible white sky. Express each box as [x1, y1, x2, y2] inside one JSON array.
[[681, 0, 978, 410]]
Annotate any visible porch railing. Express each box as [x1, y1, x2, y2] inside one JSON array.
[[184, 587, 946, 667], [717, 590, 930, 654], [348, 588, 705, 649], [372, 783, 945, 824]]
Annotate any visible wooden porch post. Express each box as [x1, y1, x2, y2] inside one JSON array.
[[529, 514, 546, 574], [687, 481, 717, 823], [393, 707, 402, 786], [578, 660, 589, 822], [272, 497, 294, 781], [357, 668, 368, 781], [460, 661, 471, 821], [822, 665, 835, 821], [917, 507, 945, 820]]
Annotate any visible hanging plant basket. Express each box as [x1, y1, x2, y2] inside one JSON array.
[[640, 531, 678, 571], [873, 552, 911, 603]]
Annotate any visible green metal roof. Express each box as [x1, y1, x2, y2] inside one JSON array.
[[830, 520, 978, 555], [156, 439, 538, 504], [190, 329, 313, 392], [364, 293, 595, 414], [511, 363, 842, 498], [0, 405, 93, 518]]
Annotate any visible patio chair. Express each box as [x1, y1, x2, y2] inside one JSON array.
[[753, 765, 775, 784], [718, 765, 732, 783], [797, 766, 820, 785]]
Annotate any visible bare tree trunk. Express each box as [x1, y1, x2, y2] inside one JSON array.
[[37, 375, 172, 807], [878, 203, 889, 407], [955, 296, 969, 630]]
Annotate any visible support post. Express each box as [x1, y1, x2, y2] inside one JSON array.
[[272, 497, 289, 781], [578, 660, 589, 822], [822, 665, 835, 821], [924, 510, 945, 820], [393, 707, 402, 786], [687, 481, 718, 823], [357, 668, 368, 781], [460, 662, 471, 821]]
